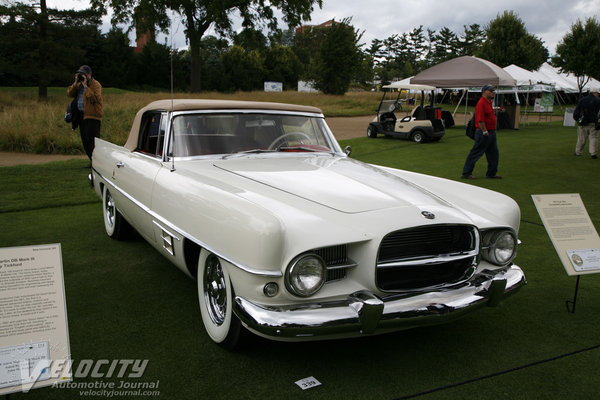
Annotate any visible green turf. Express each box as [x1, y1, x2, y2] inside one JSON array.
[[1, 122, 600, 399]]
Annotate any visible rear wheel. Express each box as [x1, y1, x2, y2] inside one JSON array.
[[102, 185, 131, 239], [367, 125, 378, 138], [411, 130, 426, 143], [198, 251, 243, 350]]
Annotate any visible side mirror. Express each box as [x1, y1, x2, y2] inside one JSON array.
[[344, 146, 352, 156]]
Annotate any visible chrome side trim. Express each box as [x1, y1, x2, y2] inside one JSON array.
[[94, 169, 282, 277], [154, 220, 180, 256], [234, 264, 526, 340], [327, 261, 358, 270], [96, 169, 152, 214], [153, 220, 181, 242]]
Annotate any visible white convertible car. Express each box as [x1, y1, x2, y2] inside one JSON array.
[[91, 99, 526, 349]]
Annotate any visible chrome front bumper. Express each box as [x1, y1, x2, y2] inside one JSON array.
[[234, 265, 526, 340]]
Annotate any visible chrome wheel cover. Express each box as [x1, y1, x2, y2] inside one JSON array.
[[203, 255, 227, 325], [104, 189, 115, 229]]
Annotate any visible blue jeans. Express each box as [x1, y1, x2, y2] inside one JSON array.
[[462, 130, 499, 177]]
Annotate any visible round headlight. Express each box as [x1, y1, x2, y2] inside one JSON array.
[[484, 230, 517, 265], [285, 254, 326, 297]]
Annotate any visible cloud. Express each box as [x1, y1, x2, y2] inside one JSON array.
[[47, 0, 600, 55], [308, 0, 600, 54]]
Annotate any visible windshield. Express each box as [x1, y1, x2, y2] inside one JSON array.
[[168, 112, 339, 157]]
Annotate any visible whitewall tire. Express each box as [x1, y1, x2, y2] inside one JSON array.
[[102, 185, 130, 239], [197, 250, 242, 349]]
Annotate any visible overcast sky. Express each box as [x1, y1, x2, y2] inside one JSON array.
[[49, 0, 599, 56]]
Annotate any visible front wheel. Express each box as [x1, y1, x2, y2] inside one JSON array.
[[102, 185, 131, 239], [367, 125, 378, 138], [198, 251, 243, 350]]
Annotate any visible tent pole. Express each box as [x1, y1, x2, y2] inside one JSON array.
[[524, 83, 530, 125], [452, 90, 466, 118], [525, 91, 530, 125], [464, 90, 469, 124]]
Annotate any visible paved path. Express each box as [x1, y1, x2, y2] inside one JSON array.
[[1, 116, 373, 166], [0, 152, 87, 167], [0, 113, 563, 166]]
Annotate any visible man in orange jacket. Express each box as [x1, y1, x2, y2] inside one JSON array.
[[67, 65, 103, 165]]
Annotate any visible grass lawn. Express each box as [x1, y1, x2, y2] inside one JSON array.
[[1, 122, 600, 399]]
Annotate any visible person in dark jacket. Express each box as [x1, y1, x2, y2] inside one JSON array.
[[573, 90, 600, 158], [67, 65, 103, 165]]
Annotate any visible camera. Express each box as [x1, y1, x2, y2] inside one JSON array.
[[77, 73, 85, 82]]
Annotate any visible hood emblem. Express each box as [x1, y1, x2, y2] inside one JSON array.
[[421, 211, 435, 220]]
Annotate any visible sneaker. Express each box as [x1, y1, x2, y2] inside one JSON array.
[[461, 174, 475, 179], [486, 175, 503, 179]]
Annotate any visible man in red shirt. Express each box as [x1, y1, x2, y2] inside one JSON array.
[[461, 85, 502, 179]]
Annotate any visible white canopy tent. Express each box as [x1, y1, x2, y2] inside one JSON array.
[[411, 56, 517, 125], [503, 64, 554, 92], [501, 64, 557, 121], [535, 63, 579, 93], [391, 76, 413, 86], [411, 56, 516, 87]]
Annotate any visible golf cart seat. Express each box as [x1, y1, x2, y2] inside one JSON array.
[[411, 105, 427, 120], [380, 111, 396, 131]]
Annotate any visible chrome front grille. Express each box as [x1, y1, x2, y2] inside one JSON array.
[[314, 245, 356, 282], [376, 225, 478, 291]]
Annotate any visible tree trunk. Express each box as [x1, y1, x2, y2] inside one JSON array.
[[189, 36, 202, 93], [183, 8, 210, 94], [38, 0, 48, 100]]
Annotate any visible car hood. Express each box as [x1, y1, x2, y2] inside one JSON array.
[[212, 155, 453, 214]]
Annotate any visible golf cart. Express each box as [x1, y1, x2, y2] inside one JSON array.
[[368, 83, 445, 143]]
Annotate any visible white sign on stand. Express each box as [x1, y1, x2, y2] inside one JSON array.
[[532, 194, 600, 276], [264, 81, 283, 92], [0, 244, 71, 395]]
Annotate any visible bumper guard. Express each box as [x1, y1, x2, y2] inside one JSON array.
[[234, 265, 526, 340]]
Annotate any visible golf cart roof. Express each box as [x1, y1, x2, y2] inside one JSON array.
[[383, 82, 436, 91]]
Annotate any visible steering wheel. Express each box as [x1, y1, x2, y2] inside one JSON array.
[[388, 102, 401, 112], [268, 131, 312, 150]]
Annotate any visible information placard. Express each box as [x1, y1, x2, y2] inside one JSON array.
[[0, 244, 71, 394], [532, 194, 600, 276]]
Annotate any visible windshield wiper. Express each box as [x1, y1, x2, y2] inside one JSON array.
[[278, 146, 336, 155], [221, 149, 276, 159], [277, 146, 322, 152]]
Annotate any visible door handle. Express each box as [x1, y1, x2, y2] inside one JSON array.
[[116, 161, 125, 168]]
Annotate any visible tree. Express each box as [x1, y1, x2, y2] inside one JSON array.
[[553, 18, 600, 94], [407, 25, 427, 66], [220, 45, 265, 92], [478, 10, 548, 70], [92, 0, 322, 92], [269, 28, 296, 47], [459, 24, 485, 56], [303, 18, 363, 94], [368, 34, 411, 83], [134, 41, 174, 90], [264, 44, 302, 89], [233, 28, 268, 52], [197, 35, 229, 91], [87, 28, 136, 89], [0, 0, 101, 99], [429, 27, 460, 64]]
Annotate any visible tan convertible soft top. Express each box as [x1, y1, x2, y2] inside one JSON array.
[[124, 99, 323, 151]]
